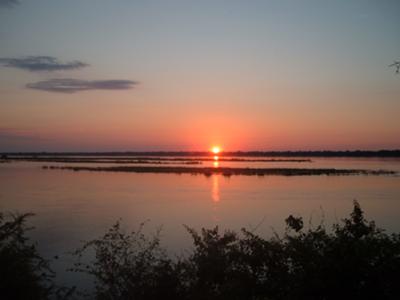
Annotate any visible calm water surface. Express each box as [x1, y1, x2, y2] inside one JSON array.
[[0, 157, 399, 288]]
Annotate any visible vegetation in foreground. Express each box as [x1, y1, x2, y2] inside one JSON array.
[[0, 213, 73, 300], [1, 201, 400, 300]]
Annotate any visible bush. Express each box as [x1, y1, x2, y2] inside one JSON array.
[[0, 213, 74, 300], [73, 201, 400, 300], [2, 201, 400, 299], [71, 222, 184, 300]]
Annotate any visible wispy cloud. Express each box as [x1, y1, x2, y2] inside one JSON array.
[[0, 56, 88, 72], [0, 128, 46, 142], [26, 78, 138, 93], [0, 0, 19, 7]]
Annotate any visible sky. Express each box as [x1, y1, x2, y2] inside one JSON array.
[[0, 0, 399, 152]]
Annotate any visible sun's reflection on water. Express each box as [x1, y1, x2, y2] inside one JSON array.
[[213, 155, 219, 168], [211, 174, 220, 223], [212, 174, 220, 202]]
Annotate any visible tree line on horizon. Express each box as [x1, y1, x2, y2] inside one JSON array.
[[2, 149, 400, 158]]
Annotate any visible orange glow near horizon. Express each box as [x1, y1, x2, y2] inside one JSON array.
[[211, 146, 221, 154]]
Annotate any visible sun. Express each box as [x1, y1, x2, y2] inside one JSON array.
[[211, 146, 221, 154]]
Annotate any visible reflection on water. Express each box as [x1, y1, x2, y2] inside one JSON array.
[[212, 155, 221, 222], [1, 158, 400, 288], [211, 175, 220, 223], [211, 175, 220, 203], [213, 155, 220, 168]]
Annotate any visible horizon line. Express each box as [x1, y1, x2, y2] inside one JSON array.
[[2, 149, 400, 157]]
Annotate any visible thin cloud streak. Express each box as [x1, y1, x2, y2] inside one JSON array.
[[0, 128, 47, 142], [0, 56, 88, 72], [26, 78, 138, 93]]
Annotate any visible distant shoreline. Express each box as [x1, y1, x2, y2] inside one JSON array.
[[2, 150, 400, 158], [3, 157, 312, 164], [42, 165, 397, 177]]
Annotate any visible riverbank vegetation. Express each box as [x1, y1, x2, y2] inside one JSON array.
[[43, 165, 397, 177], [1, 201, 400, 299]]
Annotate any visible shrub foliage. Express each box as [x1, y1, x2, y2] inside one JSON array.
[[0, 212, 74, 300], [73, 201, 400, 300], [1, 201, 400, 299]]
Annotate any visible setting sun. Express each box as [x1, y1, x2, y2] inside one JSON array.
[[211, 146, 221, 154]]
